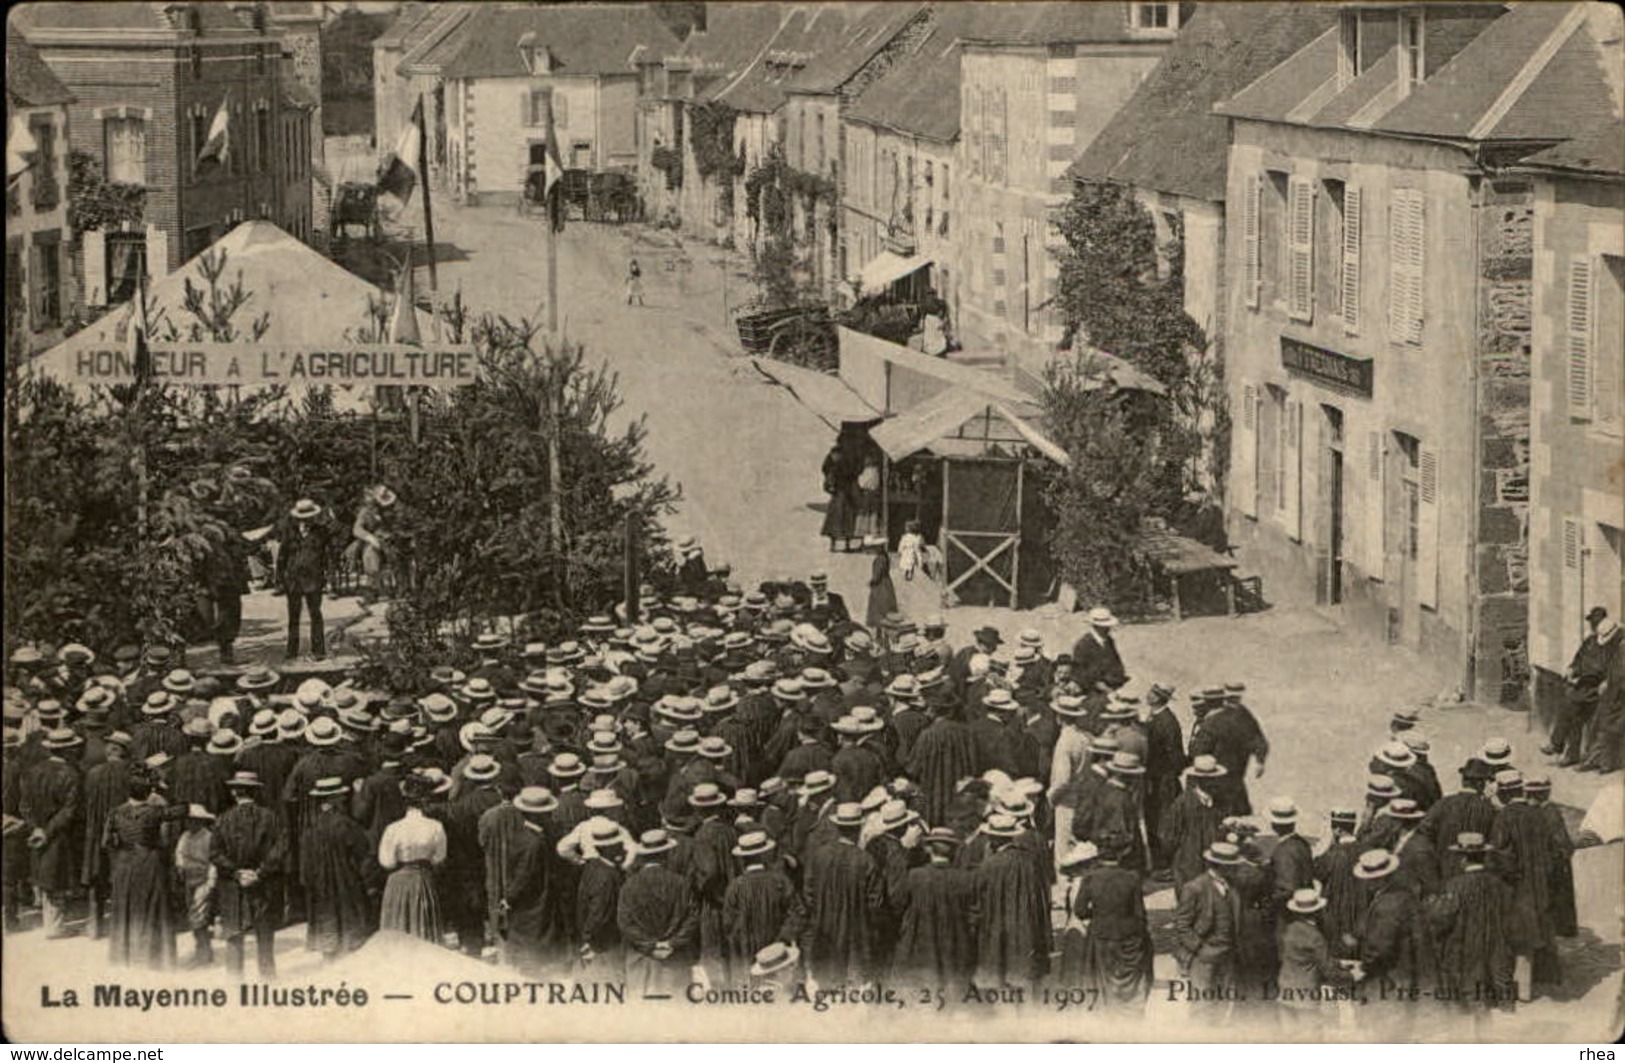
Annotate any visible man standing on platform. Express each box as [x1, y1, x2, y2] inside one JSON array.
[[1070, 608, 1128, 695], [275, 499, 335, 662]]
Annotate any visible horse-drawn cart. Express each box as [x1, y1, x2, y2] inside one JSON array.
[[331, 182, 381, 244]]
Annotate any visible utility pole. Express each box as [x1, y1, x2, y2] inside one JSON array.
[[417, 93, 438, 293]]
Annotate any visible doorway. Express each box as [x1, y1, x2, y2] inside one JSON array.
[[1318, 405, 1345, 604]]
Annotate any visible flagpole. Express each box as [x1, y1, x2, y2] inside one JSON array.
[[416, 95, 438, 294], [538, 89, 559, 336]]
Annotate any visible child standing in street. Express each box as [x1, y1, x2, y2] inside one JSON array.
[[626, 259, 644, 306], [898, 519, 925, 581]]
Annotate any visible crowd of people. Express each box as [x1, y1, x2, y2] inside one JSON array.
[[0, 561, 1592, 1030]]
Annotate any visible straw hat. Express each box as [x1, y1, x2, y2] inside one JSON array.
[[1353, 848, 1400, 880]]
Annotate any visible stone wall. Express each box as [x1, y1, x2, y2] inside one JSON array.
[[1474, 177, 1533, 706]]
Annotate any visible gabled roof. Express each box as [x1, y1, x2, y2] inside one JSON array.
[[429, 4, 680, 80], [661, 2, 786, 102], [1067, 3, 1338, 201], [713, 4, 858, 113], [786, 1, 926, 96], [1215, 2, 1614, 151], [13, 1, 263, 37], [373, 2, 429, 49], [397, 4, 482, 76], [1517, 5, 1625, 176], [7, 27, 74, 107], [844, 3, 1005, 142]]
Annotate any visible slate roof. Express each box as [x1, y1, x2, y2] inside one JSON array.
[[713, 4, 858, 113], [786, 1, 926, 95], [1215, 1, 1616, 153], [397, 4, 483, 76], [429, 4, 680, 80], [1066, 3, 1338, 201], [7, 27, 74, 107], [13, 1, 261, 36], [843, 3, 1006, 142]]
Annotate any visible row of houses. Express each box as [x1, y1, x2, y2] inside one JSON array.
[[7, 1, 324, 356], [366, 2, 1621, 719]]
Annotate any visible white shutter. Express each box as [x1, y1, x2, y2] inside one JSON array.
[[1243, 174, 1261, 309], [1288, 176, 1315, 322], [1364, 430, 1384, 578], [1417, 443, 1440, 609], [1388, 188, 1425, 345], [1561, 517, 1584, 660], [1566, 256, 1594, 419], [1235, 383, 1258, 518], [1283, 400, 1303, 539], [1341, 186, 1362, 334]]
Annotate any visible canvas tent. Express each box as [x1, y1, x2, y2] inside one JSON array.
[[27, 221, 388, 413], [834, 327, 1165, 609]]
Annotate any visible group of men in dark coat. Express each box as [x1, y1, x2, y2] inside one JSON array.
[[0, 573, 1585, 1029]]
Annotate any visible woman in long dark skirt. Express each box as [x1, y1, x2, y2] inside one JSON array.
[[1071, 834, 1153, 1008], [865, 538, 898, 631], [820, 441, 857, 549], [377, 773, 447, 943], [105, 769, 188, 969]]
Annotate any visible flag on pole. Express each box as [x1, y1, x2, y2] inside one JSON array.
[[377, 99, 422, 208], [389, 250, 422, 345], [197, 94, 231, 170], [541, 90, 565, 233], [7, 115, 39, 181]]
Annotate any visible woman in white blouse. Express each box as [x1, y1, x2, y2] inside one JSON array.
[[377, 774, 447, 942]]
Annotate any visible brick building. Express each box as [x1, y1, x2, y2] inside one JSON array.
[[1214, 2, 1610, 702], [6, 28, 74, 354], [15, 1, 314, 307]]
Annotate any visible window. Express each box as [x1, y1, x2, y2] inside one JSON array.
[[554, 92, 568, 129], [30, 231, 62, 329], [1262, 170, 1289, 305], [1388, 187, 1426, 344], [1400, 12, 1425, 89], [1398, 434, 1421, 563], [1131, 2, 1175, 30], [104, 117, 147, 186], [105, 233, 146, 305], [184, 225, 213, 261], [29, 116, 59, 210]]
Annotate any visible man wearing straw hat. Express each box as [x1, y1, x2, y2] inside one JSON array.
[[617, 828, 701, 995], [721, 830, 803, 985], [502, 786, 563, 977], [1430, 832, 1518, 1022], [1171, 840, 1245, 1016], [20, 727, 85, 939], [213, 771, 285, 979], [1275, 885, 1358, 1030], [275, 498, 336, 661]]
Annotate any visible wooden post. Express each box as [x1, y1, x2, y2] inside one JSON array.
[[538, 88, 559, 336]]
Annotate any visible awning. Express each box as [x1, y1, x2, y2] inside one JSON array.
[[750, 358, 882, 432], [858, 251, 931, 296], [868, 386, 1070, 467]]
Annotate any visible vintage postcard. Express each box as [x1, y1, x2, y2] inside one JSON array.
[[3, 0, 1622, 1046]]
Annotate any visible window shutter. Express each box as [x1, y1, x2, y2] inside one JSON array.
[[1341, 186, 1362, 334], [1561, 516, 1585, 660], [1417, 443, 1439, 609], [1288, 176, 1315, 322], [1388, 188, 1425, 344], [1243, 174, 1261, 309], [1364, 430, 1384, 578], [1235, 383, 1258, 518], [1566, 256, 1594, 419], [1282, 400, 1302, 539]]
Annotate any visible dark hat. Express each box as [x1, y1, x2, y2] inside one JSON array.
[[1586, 605, 1609, 624], [1460, 757, 1495, 781], [973, 626, 1003, 646]]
